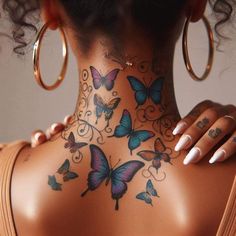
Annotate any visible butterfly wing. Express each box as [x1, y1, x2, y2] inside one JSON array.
[[48, 175, 62, 191], [64, 132, 74, 149], [146, 179, 159, 197], [90, 66, 102, 89], [104, 97, 121, 120], [113, 109, 132, 137], [63, 171, 79, 182], [87, 145, 110, 190], [127, 76, 147, 106], [149, 77, 164, 105], [94, 94, 105, 119], [136, 192, 153, 205], [111, 160, 144, 200], [104, 69, 120, 91], [137, 150, 157, 161], [128, 130, 155, 152], [57, 159, 70, 175]]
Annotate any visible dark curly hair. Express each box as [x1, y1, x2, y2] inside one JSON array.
[[0, 0, 236, 55]]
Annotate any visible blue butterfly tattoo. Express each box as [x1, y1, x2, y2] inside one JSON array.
[[48, 175, 62, 191], [94, 94, 121, 126], [110, 109, 155, 155], [127, 76, 164, 108], [57, 159, 79, 182], [81, 145, 144, 210], [136, 179, 159, 206]]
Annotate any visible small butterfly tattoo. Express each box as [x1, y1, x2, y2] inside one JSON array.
[[110, 109, 155, 155], [57, 159, 79, 182], [136, 179, 159, 206], [90, 66, 120, 91], [137, 138, 172, 171], [48, 175, 62, 191], [64, 132, 88, 153], [94, 94, 121, 126], [127, 76, 164, 108]]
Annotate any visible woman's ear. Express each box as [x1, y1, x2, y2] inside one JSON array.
[[40, 0, 61, 30], [186, 0, 208, 22]]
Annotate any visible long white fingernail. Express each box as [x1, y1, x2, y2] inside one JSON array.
[[173, 122, 188, 135], [175, 135, 192, 152], [209, 150, 226, 164], [183, 147, 201, 165]]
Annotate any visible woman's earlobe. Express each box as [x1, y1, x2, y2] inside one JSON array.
[[40, 0, 60, 30], [186, 0, 208, 22]]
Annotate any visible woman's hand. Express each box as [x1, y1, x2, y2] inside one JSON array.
[[31, 115, 73, 148], [173, 100, 236, 165]]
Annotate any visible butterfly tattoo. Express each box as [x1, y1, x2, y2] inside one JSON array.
[[137, 138, 172, 171], [127, 76, 164, 108], [57, 159, 79, 182], [110, 109, 155, 155], [48, 175, 62, 191], [94, 94, 121, 126], [81, 145, 144, 210], [64, 132, 88, 153], [136, 179, 159, 206], [90, 66, 120, 91]]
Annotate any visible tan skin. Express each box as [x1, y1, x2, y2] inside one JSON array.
[[11, 0, 235, 235]]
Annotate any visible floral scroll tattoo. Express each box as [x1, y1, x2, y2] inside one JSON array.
[[208, 128, 222, 139], [48, 159, 79, 191], [81, 145, 144, 210], [196, 117, 209, 129]]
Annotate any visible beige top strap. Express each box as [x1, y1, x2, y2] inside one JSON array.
[[0, 141, 30, 236], [217, 176, 236, 236]]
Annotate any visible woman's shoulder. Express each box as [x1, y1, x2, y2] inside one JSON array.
[[10, 137, 236, 236]]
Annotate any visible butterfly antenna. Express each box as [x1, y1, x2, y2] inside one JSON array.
[[115, 199, 119, 211], [81, 188, 90, 197]]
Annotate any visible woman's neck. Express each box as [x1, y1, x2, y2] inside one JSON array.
[[69, 37, 181, 143]]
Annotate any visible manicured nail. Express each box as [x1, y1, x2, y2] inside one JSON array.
[[172, 122, 188, 135], [183, 147, 201, 165], [209, 150, 226, 164], [175, 135, 192, 152]]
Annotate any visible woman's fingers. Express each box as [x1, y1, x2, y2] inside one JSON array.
[[31, 130, 47, 148], [209, 131, 236, 164], [173, 100, 215, 135], [183, 112, 236, 165]]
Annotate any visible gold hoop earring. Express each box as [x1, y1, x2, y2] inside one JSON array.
[[182, 15, 214, 81], [33, 22, 69, 91]]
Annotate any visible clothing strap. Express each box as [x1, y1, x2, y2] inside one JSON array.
[[0, 141, 30, 236], [217, 176, 236, 236]]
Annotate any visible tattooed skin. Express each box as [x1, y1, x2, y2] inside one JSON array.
[[196, 118, 210, 129], [208, 128, 222, 139], [48, 159, 79, 191], [47, 48, 182, 210], [233, 137, 236, 143]]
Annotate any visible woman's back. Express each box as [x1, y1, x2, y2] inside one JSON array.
[[11, 127, 236, 236]]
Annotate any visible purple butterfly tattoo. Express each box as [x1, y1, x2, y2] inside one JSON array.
[[81, 145, 144, 210], [64, 132, 88, 153], [90, 66, 120, 91]]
